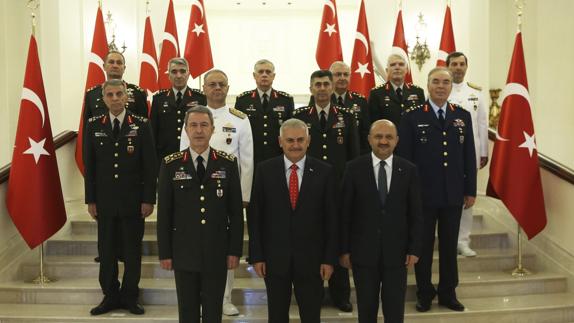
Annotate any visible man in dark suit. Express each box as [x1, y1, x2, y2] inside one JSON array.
[[340, 119, 423, 323], [235, 59, 294, 166], [397, 67, 477, 312], [83, 79, 157, 315], [248, 118, 338, 323], [157, 105, 244, 323], [368, 54, 425, 127], [293, 70, 359, 312], [150, 57, 206, 160], [83, 51, 148, 126]]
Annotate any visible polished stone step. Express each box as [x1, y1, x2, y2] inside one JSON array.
[[0, 271, 565, 306], [45, 226, 508, 258], [0, 292, 573, 322], [21, 249, 536, 281]]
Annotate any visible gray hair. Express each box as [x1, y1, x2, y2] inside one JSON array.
[[101, 79, 126, 94], [168, 57, 189, 71], [184, 105, 214, 126], [329, 61, 349, 71], [254, 59, 275, 72], [427, 67, 453, 84], [280, 118, 309, 137], [386, 53, 407, 66]]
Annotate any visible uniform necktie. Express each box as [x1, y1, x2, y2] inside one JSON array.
[[378, 160, 388, 207], [320, 110, 327, 131], [262, 93, 269, 111], [176, 91, 183, 106], [396, 87, 403, 102], [289, 164, 299, 210], [438, 108, 445, 128], [337, 95, 344, 107], [196, 155, 205, 182], [113, 118, 120, 140]]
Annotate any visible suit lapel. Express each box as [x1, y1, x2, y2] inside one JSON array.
[[277, 157, 292, 210], [443, 103, 456, 131], [295, 157, 314, 211], [387, 157, 403, 197]]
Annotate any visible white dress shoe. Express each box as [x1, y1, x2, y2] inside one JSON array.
[[223, 302, 239, 316], [458, 244, 477, 257]]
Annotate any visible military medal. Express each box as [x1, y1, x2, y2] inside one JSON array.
[[337, 136, 344, 145], [127, 145, 135, 154], [459, 135, 465, 144], [226, 135, 232, 145], [217, 188, 223, 198]]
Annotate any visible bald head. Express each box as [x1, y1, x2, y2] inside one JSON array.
[[368, 119, 398, 160]]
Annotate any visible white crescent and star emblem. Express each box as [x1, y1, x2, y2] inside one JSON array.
[[355, 32, 369, 56], [20, 87, 50, 164], [161, 32, 179, 60], [191, 0, 205, 19], [140, 53, 158, 79], [324, 0, 336, 18]]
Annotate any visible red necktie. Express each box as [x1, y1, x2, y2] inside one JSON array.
[[289, 164, 299, 210]]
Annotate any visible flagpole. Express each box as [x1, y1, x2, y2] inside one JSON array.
[[509, 0, 531, 278], [26, 0, 55, 285]]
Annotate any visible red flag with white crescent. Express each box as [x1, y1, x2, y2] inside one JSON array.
[[487, 32, 547, 239], [139, 15, 159, 116], [436, 4, 456, 66], [6, 35, 67, 249], [184, 0, 214, 79], [349, 0, 375, 98], [75, 6, 108, 175], [316, 0, 343, 69], [391, 9, 412, 83], [158, 0, 180, 89]]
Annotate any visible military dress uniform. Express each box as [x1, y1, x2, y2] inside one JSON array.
[[368, 82, 425, 127], [150, 87, 206, 160], [397, 101, 476, 305], [83, 110, 157, 307], [157, 148, 244, 323], [83, 83, 148, 127], [449, 82, 489, 251], [234, 88, 294, 165], [293, 104, 359, 307]]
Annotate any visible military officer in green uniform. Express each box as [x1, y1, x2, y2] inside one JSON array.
[[234, 59, 294, 166], [83, 51, 148, 127], [157, 105, 244, 323], [83, 79, 157, 316], [294, 69, 359, 313], [150, 57, 206, 160], [368, 54, 425, 127]]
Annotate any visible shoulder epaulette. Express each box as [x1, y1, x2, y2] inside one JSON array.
[[293, 106, 312, 115], [164, 151, 185, 164], [373, 83, 385, 90], [406, 82, 422, 89], [237, 90, 252, 98], [214, 149, 236, 162], [154, 89, 169, 97], [337, 106, 354, 114], [190, 88, 205, 95], [450, 103, 463, 110], [405, 104, 423, 114], [229, 108, 247, 119], [130, 114, 148, 122], [276, 90, 292, 98], [127, 83, 145, 93], [86, 84, 102, 93], [88, 114, 106, 123], [467, 82, 482, 91], [350, 91, 365, 99]]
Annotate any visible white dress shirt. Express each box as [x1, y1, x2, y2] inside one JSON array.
[[109, 109, 126, 129], [284, 155, 306, 191]]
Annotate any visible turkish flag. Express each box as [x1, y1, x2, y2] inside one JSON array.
[[75, 6, 108, 175], [6, 35, 67, 249], [139, 15, 159, 116], [487, 32, 546, 239], [349, 0, 375, 98], [184, 0, 214, 79], [391, 9, 413, 83], [316, 0, 343, 69], [436, 4, 456, 66], [158, 0, 180, 89]]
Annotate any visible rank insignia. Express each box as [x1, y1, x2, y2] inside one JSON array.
[[127, 145, 135, 154], [337, 136, 344, 145]]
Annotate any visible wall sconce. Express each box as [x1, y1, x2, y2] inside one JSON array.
[[410, 12, 430, 71], [105, 10, 126, 53]]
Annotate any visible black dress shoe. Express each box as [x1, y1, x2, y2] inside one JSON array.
[[415, 299, 432, 312], [126, 302, 145, 315], [335, 301, 353, 312], [438, 298, 465, 311], [90, 297, 120, 315]]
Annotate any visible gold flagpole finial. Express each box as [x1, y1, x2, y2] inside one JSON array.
[[27, 0, 39, 36], [146, 0, 151, 16], [447, 0, 451, 7], [398, 0, 403, 10], [98, 0, 103, 8], [515, 0, 525, 32]]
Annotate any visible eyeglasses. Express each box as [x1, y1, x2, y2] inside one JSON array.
[[333, 72, 350, 77]]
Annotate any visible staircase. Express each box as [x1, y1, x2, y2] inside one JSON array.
[[0, 198, 573, 322]]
